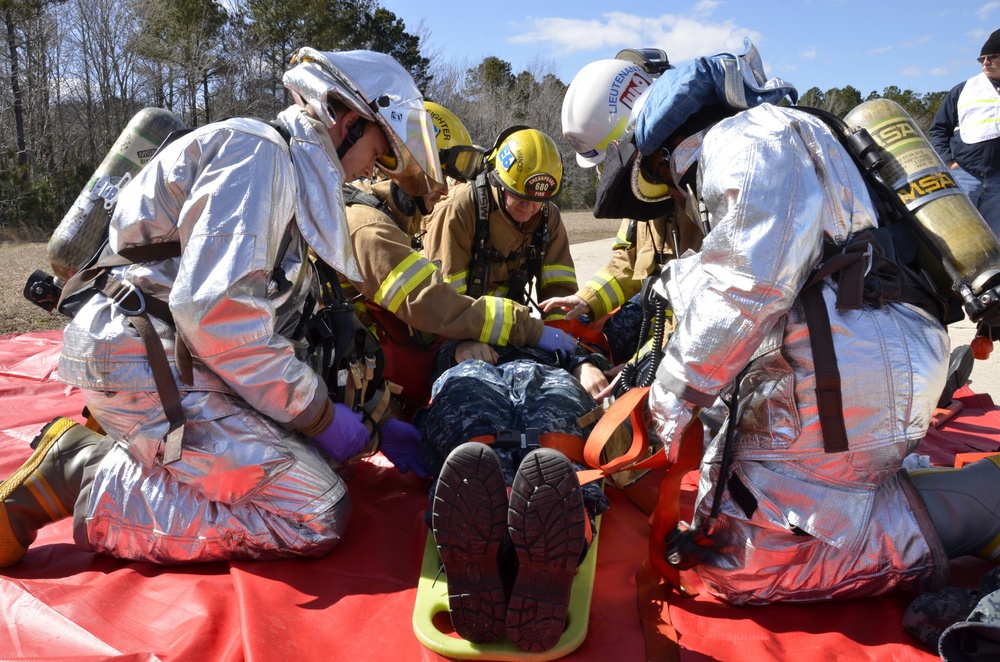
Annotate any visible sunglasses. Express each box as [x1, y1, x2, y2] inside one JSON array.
[[977, 53, 1000, 64]]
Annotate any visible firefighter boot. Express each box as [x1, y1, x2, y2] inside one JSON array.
[[910, 455, 1000, 562], [431, 442, 509, 644], [505, 448, 586, 653], [0, 417, 107, 567]]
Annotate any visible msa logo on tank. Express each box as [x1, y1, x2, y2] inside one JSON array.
[[870, 118, 962, 208], [608, 65, 652, 114]]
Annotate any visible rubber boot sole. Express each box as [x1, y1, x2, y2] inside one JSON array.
[[506, 448, 586, 653], [0, 417, 80, 567], [431, 442, 509, 644]]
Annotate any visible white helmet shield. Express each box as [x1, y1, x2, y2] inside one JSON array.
[[284, 48, 444, 196]]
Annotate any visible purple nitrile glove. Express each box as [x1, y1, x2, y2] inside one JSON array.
[[380, 418, 429, 478], [536, 326, 577, 353], [312, 403, 370, 463]]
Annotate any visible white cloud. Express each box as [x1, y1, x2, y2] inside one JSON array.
[[800, 48, 817, 60], [866, 46, 892, 55], [976, 2, 1000, 20], [507, 11, 760, 62], [929, 67, 950, 76], [902, 35, 933, 48], [900, 66, 923, 77]]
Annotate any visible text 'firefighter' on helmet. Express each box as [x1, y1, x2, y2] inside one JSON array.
[[562, 59, 657, 168], [486, 127, 562, 200], [425, 101, 485, 183], [283, 47, 444, 196]]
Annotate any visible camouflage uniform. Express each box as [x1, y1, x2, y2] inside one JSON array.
[[416, 343, 612, 524], [904, 566, 1000, 657]]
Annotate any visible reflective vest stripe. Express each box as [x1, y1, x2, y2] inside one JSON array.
[[374, 252, 438, 313], [586, 269, 627, 313], [480, 296, 515, 345], [612, 227, 631, 249], [444, 270, 468, 295], [540, 263, 577, 288]]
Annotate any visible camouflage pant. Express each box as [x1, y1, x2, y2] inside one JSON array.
[[602, 294, 645, 364], [904, 565, 1000, 658], [416, 359, 610, 521]]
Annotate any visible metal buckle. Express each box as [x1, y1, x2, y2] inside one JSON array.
[[112, 281, 146, 316], [491, 428, 541, 451]]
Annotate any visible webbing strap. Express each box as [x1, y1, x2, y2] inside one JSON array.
[[58, 242, 188, 463], [800, 282, 850, 453]]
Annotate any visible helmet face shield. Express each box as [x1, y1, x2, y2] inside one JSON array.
[[285, 47, 444, 196], [377, 103, 443, 197]]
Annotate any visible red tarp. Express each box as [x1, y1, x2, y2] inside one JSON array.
[[2, 330, 999, 661]]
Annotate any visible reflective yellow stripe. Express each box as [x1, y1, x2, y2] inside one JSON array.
[[373, 253, 438, 314], [480, 296, 515, 345], [977, 534, 1000, 563], [540, 263, 577, 288], [593, 115, 629, 153], [586, 270, 626, 313], [612, 227, 631, 249], [444, 270, 468, 295]]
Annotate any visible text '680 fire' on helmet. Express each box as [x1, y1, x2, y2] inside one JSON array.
[[487, 127, 562, 200], [283, 47, 444, 196], [425, 101, 485, 183]]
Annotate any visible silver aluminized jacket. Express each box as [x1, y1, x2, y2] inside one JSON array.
[[58, 106, 356, 563], [649, 104, 951, 604]]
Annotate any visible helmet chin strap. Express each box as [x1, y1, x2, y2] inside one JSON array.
[[336, 116, 368, 161]]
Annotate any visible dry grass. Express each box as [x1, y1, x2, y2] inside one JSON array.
[[0, 211, 615, 338]]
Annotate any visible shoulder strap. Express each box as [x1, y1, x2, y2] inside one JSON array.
[[343, 184, 389, 213], [467, 173, 494, 298], [59, 243, 187, 464]]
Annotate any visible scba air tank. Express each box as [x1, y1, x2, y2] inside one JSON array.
[[843, 99, 1000, 298], [47, 107, 185, 281]]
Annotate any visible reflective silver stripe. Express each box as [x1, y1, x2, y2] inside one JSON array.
[[444, 270, 468, 295], [374, 252, 437, 313], [586, 270, 626, 313], [480, 296, 515, 345], [540, 263, 577, 288]]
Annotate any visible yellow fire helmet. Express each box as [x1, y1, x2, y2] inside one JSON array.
[[487, 127, 562, 199], [425, 101, 486, 183]]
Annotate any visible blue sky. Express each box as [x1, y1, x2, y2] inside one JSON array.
[[385, 0, 1000, 96]]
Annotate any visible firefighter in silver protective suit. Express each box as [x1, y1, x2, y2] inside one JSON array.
[[0, 48, 444, 566], [605, 40, 1000, 607]]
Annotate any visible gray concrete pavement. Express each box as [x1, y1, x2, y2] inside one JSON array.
[[570, 237, 1000, 404]]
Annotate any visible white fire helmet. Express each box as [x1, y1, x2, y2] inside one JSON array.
[[561, 59, 656, 168], [283, 47, 444, 196]]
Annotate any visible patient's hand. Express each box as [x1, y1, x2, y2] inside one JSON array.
[[574, 362, 610, 400], [454, 341, 499, 365]]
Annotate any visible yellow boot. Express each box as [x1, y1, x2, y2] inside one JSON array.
[[0, 417, 107, 567]]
